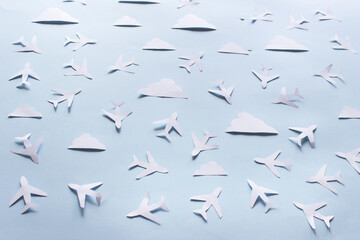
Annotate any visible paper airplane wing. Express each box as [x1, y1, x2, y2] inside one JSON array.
[[251, 71, 263, 81], [269, 150, 281, 161], [317, 165, 327, 177], [191, 194, 208, 201], [52, 89, 67, 95], [27, 185, 47, 196], [208, 89, 223, 96], [83, 182, 103, 190], [77, 191, 86, 208], [28, 70, 40, 80], [9, 189, 24, 206], [325, 64, 333, 73], [67, 95, 75, 107], [267, 164, 280, 177], [76, 32, 86, 40], [9, 70, 23, 80], [351, 148, 360, 157], [116, 55, 123, 66], [178, 56, 191, 60], [307, 133, 315, 148], [141, 211, 160, 224], [305, 214, 316, 229], [289, 127, 304, 133], [171, 121, 183, 136], [262, 186, 278, 195], [310, 201, 327, 211], [31, 137, 43, 153], [102, 110, 116, 121], [146, 152, 155, 165], [191, 133, 200, 147], [196, 59, 203, 71], [73, 42, 85, 51], [139, 192, 150, 208], [136, 169, 153, 179], [249, 191, 258, 208], [11, 148, 28, 157], [212, 200, 222, 218]]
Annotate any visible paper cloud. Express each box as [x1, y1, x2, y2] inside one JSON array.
[[68, 133, 106, 151], [32, 8, 79, 24], [138, 78, 188, 98], [114, 16, 142, 27], [172, 14, 216, 30], [265, 35, 308, 52], [339, 106, 360, 119], [218, 42, 251, 55], [226, 112, 278, 134], [143, 38, 175, 51], [193, 161, 228, 176], [8, 104, 42, 118]]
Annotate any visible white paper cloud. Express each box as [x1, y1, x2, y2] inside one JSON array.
[[226, 112, 278, 134], [265, 35, 308, 52], [138, 78, 188, 98], [143, 38, 175, 51], [172, 14, 216, 30], [218, 42, 250, 55], [114, 16, 142, 27], [193, 161, 228, 176], [32, 8, 79, 24], [68, 133, 106, 151], [339, 106, 360, 119], [8, 104, 42, 118]]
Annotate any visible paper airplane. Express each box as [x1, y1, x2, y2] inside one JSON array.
[[48, 88, 81, 110], [208, 80, 234, 104], [251, 8, 273, 23], [119, 0, 160, 3], [13, 36, 42, 54], [289, 125, 317, 148], [9, 104, 43, 118], [190, 187, 222, 221], [254, 150, 291, 178], [129, 151, 168, 179], [226, 112, 278, 134], [173, 14, 216, 31], [68, 133, 106, 151], [177, 0, 198, 9], [287, 15, 309, 30], [11, 133, 43, 164], [114, 16, 142, 27], [108, 55, 138, 74], [64, 33, 96, 51], [102, 101, 132, 131], [68, 182, 105, 209], [339, 106, 360, 119], [272, 87, 303, 108], [63, 0, 87, 5], [193, 161, 227, 176], [335, 148, 360, 173], [248, 179, 278, 213], [179, 52, 203, 73], [64, 59, 92, 79], [306, 164, 344, 194], [266, 36, 309, 52], [127, 192, 169, 225], [9, 62, 40, 88], [143, 38, 175, 51], [32, 8, 79, 24], [153, 112, 182, 141], [138, 78, 188, 98], [330, 35, 357, 54], [315, 9, 341, 22], [218, 42, 251, 55], [293, 201, 334, 230], [252, 65, 279, 89], [191, 130, 219, 157], [9, 176, 47, 214], [314, 64, 343, 85]]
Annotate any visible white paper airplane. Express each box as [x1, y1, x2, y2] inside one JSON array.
[[314, 64, 343, 85], [108, 55, 138, 74], [272, 87, 303, 108], [179, 52, 203, 73], [64, 59, 92, 79], [252, 66, 280, 89], [13, 36, 42, 54], [63, 0, 87, 5], [11, 133, 43, 164], [129, 151, 168, 179], [289, 125, 317, 148], [208, 80, 234, 104], [254, 150, 291, 178], [48, 88, 81, 110], [339, 106, 360, 119], [248, 179, 278, 213], [335, 148, 360, 173], [251, 8, 273, 23], [330, 35, 357, 54], [315, 9, 341, 22], [190, 187, 222, 221], [191, 130, 219, 157], [177, 0, 198, 9], [64, 33, 96, 51], [127, 192, 169, 225], [153, 112, 182, 141], [102, 101, 132, 131], [9, 176, 47, 214], [287, 15, 309, 30], [306, 164, 344, 194], [293, 201, 334, 230], [9, 62, 40, 87], [68, 182, 105, 209]]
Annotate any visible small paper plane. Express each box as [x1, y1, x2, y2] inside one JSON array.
[[247, 179, 278, 213], [68, 182, 105, 209], [287, 15, 309, 30], [179, 52, 203, 73], [306, 164, 344, 194], [314, 64, 343, 85], [64, 59, 92, 79], [252, 66, 279, 89], [289, 125, 317, 148], [127, 192, 169, 225], [129, 151, 168, 179], [293, 201, 334, 230], [108, 55, 138, 74], [102, 101, 132, 131], [330, 35, 357, 54], [13, 36, 42, 53], [251, 8, 273, 23], [177, 0, 199, 9], [335, 148, 360, 173], [11, 133, 43, 164], [254, 150, 291, 178], [315, 9, 341, 22], [153, 112, 183, 142], [48, 88, 81, 110], [190, 187, 222, 221], [64, 33, 96, 51], [208, 80, 234, 104], [272, 87, 303, 108], [9, 176, 47, 214], [9, 62, 40, 87], [191, 130, 219, 157]]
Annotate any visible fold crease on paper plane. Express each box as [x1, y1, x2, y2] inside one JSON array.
[[32, 8, 79, 24], [226, 112, 278, 134], [218, 42, 250, 55], [138, 78, 188, 98], [339, 106, 360, 119], [266, 36, 308, 52], [143, 38, 175, 51], [194, 161, 227, 176], [114, 16, 142, 27], [68, 134, 106, 151], [173, 14, 216, 30], [9, 104, 42, 118]]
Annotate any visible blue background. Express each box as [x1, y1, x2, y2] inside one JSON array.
[[0, 0, 359, 239]]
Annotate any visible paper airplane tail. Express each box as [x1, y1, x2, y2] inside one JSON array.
[[48, 99, 59, 109], [335, 171, 344, 184], [96, 192, 106, 206], [129, 155, 140, 169], [22, 202, 38, 214], [265, 202, 276, 213], [130, 57, 139, 66], [204, 130, 216, 139], [285, 159, 291, 171], [295, 88, 304, 99], [18, 81, 31, 88], [156, 131, 171, 141], [159, 196, 169, 211], [193, 208, 207, 221], [64, 36, 72, 46], [13, 36, 24, 45], [300, 16, 308, 22], [179, 65, 191, 73], [337, 69, 344, 80], [323, 215, 334, 228], [289, 137, 302, 147]]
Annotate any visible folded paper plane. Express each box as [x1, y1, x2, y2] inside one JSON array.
[[11, 133, 43, 164], [226, 112, 278, 134], [339, 106, 360, 119], [272, 87, 303, 108], [68, 182, 105, 209], [254, 150, 291, 178], [330, 35, 357, 54], [289, 125, 317, 148], [287, 15, 309, 30], [68, 133, 106, 151], [208, 80, 234, 104], [13, 36, 42, 54], [9, 62, 40, 88], [314, 64, 343, 85], [9, 104, 42, 118], [48, 89, 81, 110], [64, 33, 96, 51], [251, 8, 273, 23], [293, 201, 334, 230], [32, 8, 79, 24], [138, 78, 188, 98], [193, 161, 227, 176], [153, 112, 182, 141], [266, 36, 309, 52], [218, 42, 250, 55], [315, 9, 341, 22], [143, 38, 175, 51], [248, 179, 278, 213], [192, 130, 218, 157], [179, 52, 203, 73], [102, 101, 132, 131], [190, 187, 222, 221], [252, 65, 279, 89], [108, 55, 139, 74], [306, 164, 344, 194], [335, 148, 360, 173], [64, 59, 92, 79], [129, 151, 168, 179], [173, 14, 216, 31]]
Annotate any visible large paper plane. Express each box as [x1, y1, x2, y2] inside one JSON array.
[[11, 133, 43, 164], [64, 59, 92, 79], [102, 101, 132, 131], [315, 9, 341, 22], [330, 35, 357, 54], [306, 164, 344, 194], [9, 62, 40, 88], [293, 201, 334, 230], [272, 87, 303, 108], [153, 112, 182, 141], [314, 64, 343, 85], [13, 36, 42, 54], [68, 182, 105, 209], [64, 33, 96, 51], [48, 88, 81, 110], [129, 151, 168, 179], [248, 179, 278, 213], [190, 187, 222, 221], [252, 66, 279, 89], [335, 148, 360, 173], [191, 130, 218, 157], [254, 150, 291, 178], [108, 55, 138, 74], [178, 52, 203, 73], [289, 125, 317, 148], [208, 80, 234, 104]]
